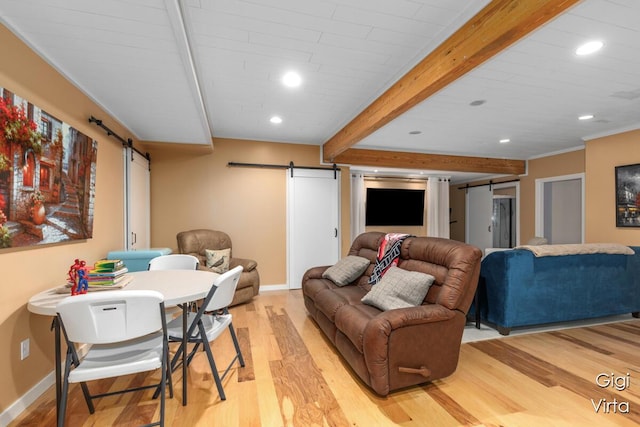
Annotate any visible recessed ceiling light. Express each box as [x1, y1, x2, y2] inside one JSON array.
[[575, 40, 604, 56], [282, 71, 302, 88], [578, 114, 594, 120], [409, 130, 422, 135], [499, 138, 510, 144], [469, 99, 486, 106], [270, 116, 282, 124]]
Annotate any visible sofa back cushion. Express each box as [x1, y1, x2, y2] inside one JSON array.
[[399, 236, 481, 311], [347, 232, 384, 289]]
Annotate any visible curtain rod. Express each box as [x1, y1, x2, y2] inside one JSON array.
[[360, 175, 449, 182], [457, 178, 520, 191], [228, 161, 340, 178], [88, 116, 150, 162]]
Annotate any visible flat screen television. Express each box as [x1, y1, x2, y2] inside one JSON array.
[[365, 188, 425, 226]]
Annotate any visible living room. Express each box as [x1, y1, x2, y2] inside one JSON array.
[[1, 1, 640, 426]]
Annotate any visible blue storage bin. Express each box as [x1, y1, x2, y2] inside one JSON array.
[[106, 248, 172, 272]]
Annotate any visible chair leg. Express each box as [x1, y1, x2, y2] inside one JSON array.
[[170, 340, 186, 372], [159, 346, 166, 427], [79, 382, 95, 414], [198, 323, 226, 400], [228, 322, 245, 367], [66, 346, 96, 415], [186, 342, 201, 366], [154, 344, 174, 401], [166, 349, 174, 398], [58, 356, 72, 427]]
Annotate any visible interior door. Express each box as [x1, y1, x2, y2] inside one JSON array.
[[287, 168, 340, 289], [126, 148, 150, 250], [465, 185, 493, 252]]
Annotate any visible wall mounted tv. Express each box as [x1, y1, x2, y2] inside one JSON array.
[[365, 188, 425, 226]]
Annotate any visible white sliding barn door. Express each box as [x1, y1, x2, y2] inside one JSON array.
[[287, 168, 340, 289], [466, 182, 520, 253], [465, 185, 493, 253], [125, 148, 150, 250]]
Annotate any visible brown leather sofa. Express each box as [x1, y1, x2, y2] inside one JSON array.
[[176, 229, 259, 306], [302, 232, 482, 396]]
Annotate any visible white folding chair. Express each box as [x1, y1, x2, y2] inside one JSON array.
[[56, 290, 172, 427], [148, 254, 199, 271], [166, 265, 244, 400], [149, 254, 200, 317]]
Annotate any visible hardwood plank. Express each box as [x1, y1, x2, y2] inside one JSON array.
[[441, 345, 529, 419], [548, 330, 615, 355], [266, 306, 350, 427], [584, 326, 640, 348], [236, 327, 255, 382], [322, 0, 581, 161], [423, 383, 481, 426]]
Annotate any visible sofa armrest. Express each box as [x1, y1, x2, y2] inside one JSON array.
[[230, 257, 257, 272], [364, 304, 455, 338], [363, 304, 457, 360], [362, 304, 459, 395], [302, 266, 331, 281]]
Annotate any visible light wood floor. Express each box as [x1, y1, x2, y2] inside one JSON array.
[[11, 290, 640, 426]]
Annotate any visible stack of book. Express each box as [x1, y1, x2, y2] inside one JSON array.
[[86, 259, 131, 288]]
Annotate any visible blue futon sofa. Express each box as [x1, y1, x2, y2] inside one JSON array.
[[478, 246, 640, 334]]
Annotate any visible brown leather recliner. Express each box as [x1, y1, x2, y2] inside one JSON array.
[[176, 229, 259, 306]]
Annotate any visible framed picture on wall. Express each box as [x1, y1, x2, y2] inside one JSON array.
[[615, 163, 640, 227], [0, 85, 97, 249]]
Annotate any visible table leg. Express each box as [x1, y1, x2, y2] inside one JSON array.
[[51, 317, 62, 427], [182, 305, 187, 406]]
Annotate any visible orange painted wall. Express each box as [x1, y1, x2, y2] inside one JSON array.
[[585, 129, 640, 244]]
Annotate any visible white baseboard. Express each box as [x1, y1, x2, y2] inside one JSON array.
[[259, 284, 289, 292], [0, 370, 55, 426]]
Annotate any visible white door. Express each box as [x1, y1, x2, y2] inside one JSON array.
[[287, 168, 340, 289], [465, 186, 493, 252], [126, 148, 150, 250]]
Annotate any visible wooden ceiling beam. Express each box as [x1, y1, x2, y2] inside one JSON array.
[[334, 149, 526, 175], [322, 0, 581, 162]]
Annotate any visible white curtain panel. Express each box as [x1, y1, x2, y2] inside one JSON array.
[[350, 172, 366, 242], [427, 177, 450, 238]]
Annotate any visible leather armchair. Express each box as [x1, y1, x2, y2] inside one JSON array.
[[176, 229, 259, 306]]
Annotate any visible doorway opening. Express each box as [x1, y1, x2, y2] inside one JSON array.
[[535, 173, 584, 244]]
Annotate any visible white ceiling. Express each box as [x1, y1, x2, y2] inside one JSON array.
[[1, 0, 639, 182]]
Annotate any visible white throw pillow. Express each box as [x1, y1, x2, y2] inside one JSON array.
[[322, 255, 370, 286], [361, 266, 435, 311], [205, 248, 231, 273]]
